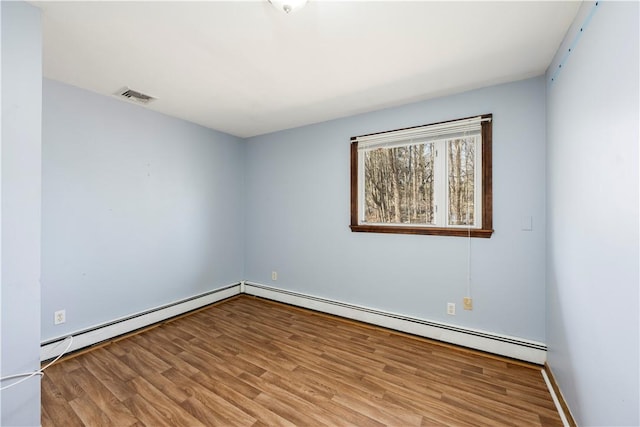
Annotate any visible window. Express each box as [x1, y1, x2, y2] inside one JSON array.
[[350, 114, 493, 238]]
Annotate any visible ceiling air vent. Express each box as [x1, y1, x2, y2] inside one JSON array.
[[115, 87, 156, 105]]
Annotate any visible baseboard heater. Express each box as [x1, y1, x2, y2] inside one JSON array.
[[41, 281, 546, 364], [40, 283, 241, 361], [244, 282, 547, 364]]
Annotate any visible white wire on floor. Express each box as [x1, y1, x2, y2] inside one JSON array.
[[0, 335, 73, 391]]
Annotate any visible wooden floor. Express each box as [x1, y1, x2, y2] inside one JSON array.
[[42, 295, 563, 426]]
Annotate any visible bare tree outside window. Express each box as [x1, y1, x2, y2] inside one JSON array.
[[448, 137, 475, 226], [363, 144, 435, 224], [350, 114, 493, 238]]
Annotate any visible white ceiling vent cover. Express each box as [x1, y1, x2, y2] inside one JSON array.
[[115, 87, 156, 105]]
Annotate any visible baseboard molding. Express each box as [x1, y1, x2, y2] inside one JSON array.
[[244, 282, 547, 364], [543, 363, 578, 427], [40, 283, 241, 361], [41, 281, 547, 365]]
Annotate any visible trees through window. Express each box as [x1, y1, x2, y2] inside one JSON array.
[[350, 114, 493, 238]]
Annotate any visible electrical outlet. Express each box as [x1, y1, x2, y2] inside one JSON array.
[[463, 297, 473, 310], [271, 271, 278, 281], [54, 310, 66, 325], [447, 303, 455, 315]]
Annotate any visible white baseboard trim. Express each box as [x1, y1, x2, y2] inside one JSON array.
[[541, 368, 571, 427], [244, 282, 547, 364], [41, 281, 547, 364], [40, 283, 241, 361]]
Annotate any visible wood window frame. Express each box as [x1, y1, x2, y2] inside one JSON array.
[[350, 114, 494, 238]]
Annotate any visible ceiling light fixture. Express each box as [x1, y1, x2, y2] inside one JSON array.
[[268, 0, 308, 14]]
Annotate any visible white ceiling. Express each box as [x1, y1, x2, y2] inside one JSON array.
[[35, 1, 580, 138]]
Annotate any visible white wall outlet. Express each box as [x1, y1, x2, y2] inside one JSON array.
[[271, 271, 278, 281], [54, 309, 66, 325], [447, 303, 455, 315]]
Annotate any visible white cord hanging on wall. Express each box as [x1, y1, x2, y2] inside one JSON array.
[[465, 131, 473, 307]]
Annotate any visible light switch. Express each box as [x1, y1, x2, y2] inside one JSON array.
[[521, 216, 532, 231]]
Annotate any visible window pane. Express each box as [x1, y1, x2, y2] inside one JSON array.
[[448, 137, 475, 226], [364, 143, 435, 225]]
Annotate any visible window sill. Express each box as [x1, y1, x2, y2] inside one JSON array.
[[350, 225, 494, 238]]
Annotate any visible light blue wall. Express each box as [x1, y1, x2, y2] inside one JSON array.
[[245, 77, 547, 342], [1, 2, 43, 425], [41, 79, 245, 341], [30, 4, 639, 424], [546, 2, 639, 425]]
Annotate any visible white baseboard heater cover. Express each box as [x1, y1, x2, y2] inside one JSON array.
[[41, 281, 546, 364], [40, 283, 241, 361], [244, 282, 547, 364]]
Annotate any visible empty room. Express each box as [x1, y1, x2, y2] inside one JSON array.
[[1, 0, 638, 426]]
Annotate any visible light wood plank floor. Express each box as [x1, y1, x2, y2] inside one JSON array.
[[42, 295, 563, 426]]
